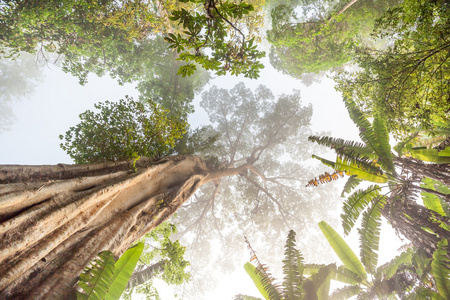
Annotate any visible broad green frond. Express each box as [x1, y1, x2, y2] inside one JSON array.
[[308, 264, 335, 300], [335, 150, 384, 176], [244, 263, 282, 300], [312, 155, 336, 169], [106, 243, 144, 300], [319, 221, 367, 281], [343, 98, 393, 171], [332, 266, 363, 285], [407, 148, 450, 164], [282, 230, 303, 299], [372, 116, 394, 172], [341, 175, 362, 197], [431, 239, 450, 299], [305, 264, 362, 285], [376, 248, 413, 279], [330, 285, 362, 300], [358, 197, 386, 274], [77, 251, 116, 300], [308, 136, 374, 158], [394, 132, 419, 156], [341, 185, 382, 235], [335, 157, 387, 183]]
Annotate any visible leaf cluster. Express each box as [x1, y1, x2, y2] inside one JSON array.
[[164, 0, 265, 78], [60, 97, 187, 164]]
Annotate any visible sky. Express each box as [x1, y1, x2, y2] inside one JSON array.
[[0, 51, 404, 299]]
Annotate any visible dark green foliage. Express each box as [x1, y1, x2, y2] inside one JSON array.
[[267, 0, 400, 77], [164, 0, 265, 78], [60, 97, 187, 164], [335, 0, 450, 136], [0, 0, 155, 85], [282, 230, 304, 298], [122, 222, 190, 300]]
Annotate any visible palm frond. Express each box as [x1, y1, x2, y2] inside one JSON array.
[[77, 251, 116, 300], [372, 116, 394, 172], [308, 135, 374, 157], [341, 185, 382, 235], [329, 285, 362, 300], [318, 221, 367, 281], [332, 266, 363, 285], [358, 196, 386, 274], [341, 175, 362, 197], [376, 248, 413, 280], [335, 156, 387, 183], [431, 239, 450, 299], [343, 98, 394, 172], [335, 149, 384, 176], [394, 132, 419, 156], [282, 230, 304, 299], [312, 155, 336, 169], [308, 264, 335, 300]]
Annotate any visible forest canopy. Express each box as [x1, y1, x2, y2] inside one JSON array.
[[0, 0, 449, 299]]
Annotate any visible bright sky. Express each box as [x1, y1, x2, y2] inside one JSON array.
[[0, 52, 404, 299]]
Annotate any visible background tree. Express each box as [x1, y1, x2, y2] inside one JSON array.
[[121, 222, 190, 300], [0, 0, 159, 84], [170, 83, 340, 298], [267, 0, 400, 78], [335, 0, 450, 136], [59, 97, 187, 164], [0, 83, 336, 298], [0, 52, 43, 132]]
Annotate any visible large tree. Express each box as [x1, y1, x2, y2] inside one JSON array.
[[0, 83, 333, 298], [267, 0, 400, 77], [335, 0, 450, 136]]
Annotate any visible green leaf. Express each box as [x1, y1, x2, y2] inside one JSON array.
[[330, 285, 362, 300], [341, 175, 362, 197], [282, 230, 303, 299], [341, 185, 382, 235], [335, 156, 387, 183], [431, 239, 450, 299], [358, 197, 386, 274], [407, 148, 450, 164], [77, 251, 116, 300], [318, 221, 367, 281], [244, 263, 275, 300], [105, 242, 144, 300], [376, 248, 413, 279]]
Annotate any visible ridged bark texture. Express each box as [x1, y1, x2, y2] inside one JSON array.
[[0, 156, 211, 299]]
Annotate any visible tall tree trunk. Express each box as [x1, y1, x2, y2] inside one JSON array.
[[0, 155, 241, 299], [395, 157, 450, 186]]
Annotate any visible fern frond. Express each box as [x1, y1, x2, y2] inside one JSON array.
[[358, 196, 386, 274], [308, 135, 374, 157], [308, 264, 335, 300], [394, 132, 419, 156], [282, 230, 304, 299], [341, 175, 362, 197], [341, 185, 382, 235]]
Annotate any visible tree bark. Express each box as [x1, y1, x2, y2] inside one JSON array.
[[0, 156, 234, 299]]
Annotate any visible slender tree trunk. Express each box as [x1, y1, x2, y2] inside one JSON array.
[[126, 261, 164, 290], [0, 155, 243, 299], [382, 197, 450, 257], [395, 157, 450, 186]]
